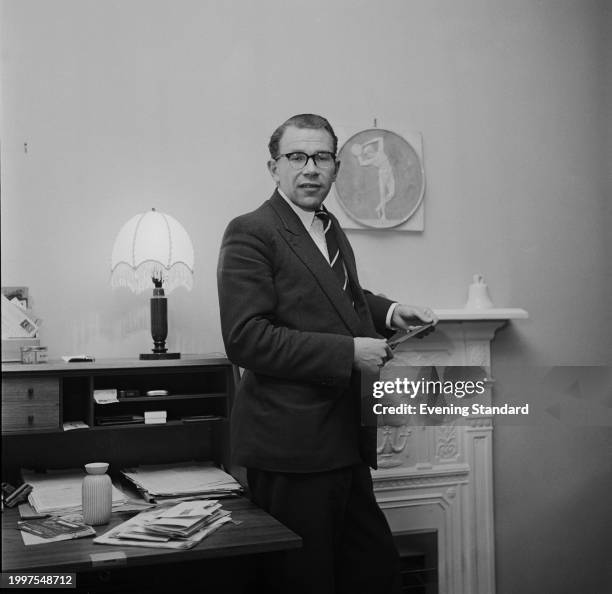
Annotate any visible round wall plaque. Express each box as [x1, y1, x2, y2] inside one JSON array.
[[335, 128, 425, 229]]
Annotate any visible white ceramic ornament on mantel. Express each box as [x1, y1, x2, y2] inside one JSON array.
[[465, 274, 494, 309]]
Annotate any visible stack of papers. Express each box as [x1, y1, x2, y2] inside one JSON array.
[[144, 500, 226, 537], [120, 462, 243, 503], [121, 500, 228, 540], [144, 410, 167, 425], [94, 500, 232, 549], [21, 468, 129, 515]]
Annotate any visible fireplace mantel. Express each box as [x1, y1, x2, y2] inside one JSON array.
[[434, 308, 528, 321], [373, 308, 527, 594]]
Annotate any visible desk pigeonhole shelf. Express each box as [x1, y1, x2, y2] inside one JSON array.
[[91, 367, 229, 428], [1, 358, 234, 478]]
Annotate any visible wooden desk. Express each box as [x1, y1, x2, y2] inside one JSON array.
[[2, 498, 300, 592], [1, 358, 301, 592]]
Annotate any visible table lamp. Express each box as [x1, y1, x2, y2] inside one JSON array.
[[110, 208, 194, 359]]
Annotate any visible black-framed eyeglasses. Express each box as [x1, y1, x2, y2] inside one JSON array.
[[275, 151, 337, 170]]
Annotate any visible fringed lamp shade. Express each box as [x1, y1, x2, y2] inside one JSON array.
[[110, 209, 194, 293], [110, 209, 194, 359]]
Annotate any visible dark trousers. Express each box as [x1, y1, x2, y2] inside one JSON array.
[[247, 464, 399, 594]]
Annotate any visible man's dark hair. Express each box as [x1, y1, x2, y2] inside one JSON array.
[[268, 114, 338, 159]]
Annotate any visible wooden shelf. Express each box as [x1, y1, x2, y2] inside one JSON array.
[[91, 417, 224, 430], [108, 392, 227, 403], [2, 427, 63, 436]]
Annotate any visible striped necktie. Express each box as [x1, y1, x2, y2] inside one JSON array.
[[315, 210, 352, 301]]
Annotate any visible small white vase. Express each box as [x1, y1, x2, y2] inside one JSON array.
[[82, 462, 112, 526], [465, 274, 494, 309]]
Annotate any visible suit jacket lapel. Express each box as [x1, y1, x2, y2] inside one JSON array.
[[268, 191, 363, 336]]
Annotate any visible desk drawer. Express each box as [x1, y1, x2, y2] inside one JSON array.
[[2, 377, 59, 403], [1, 402, 59, 432], [2, 377, 60, 432]]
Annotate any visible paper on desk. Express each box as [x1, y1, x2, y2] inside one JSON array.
[[63, 421, 89, 431], [20, 531, 54, 546], [149, 503, 222, 530], [20, 526, 96, 546], [61, 354, 95, 362], [93, 389, 119, 404], [121, 462, 242, 498], [18, 517, 95, 545], [21, 468, 128, 515], [18, 502, 49, 519], [94, 506, 232, 549], [20, 529, 95, 546], [155, 500, 220, 518], [57, 482, 153, 521]]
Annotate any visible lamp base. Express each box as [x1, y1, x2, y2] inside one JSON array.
[[139, 353, 181, 360]]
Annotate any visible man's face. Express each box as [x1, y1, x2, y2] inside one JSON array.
[[268, 126, 339, 211]]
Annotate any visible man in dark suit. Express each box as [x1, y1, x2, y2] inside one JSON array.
[[217, 114, 437, 594]]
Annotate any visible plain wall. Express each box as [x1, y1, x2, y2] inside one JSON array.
[[1, 1, 610, 592]]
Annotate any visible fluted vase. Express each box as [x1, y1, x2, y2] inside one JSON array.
[[82, 462, 112, 526]]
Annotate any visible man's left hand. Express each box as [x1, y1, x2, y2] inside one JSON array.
[[391, 304, 438, 338]]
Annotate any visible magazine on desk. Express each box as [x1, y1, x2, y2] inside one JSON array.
[[18, 517, 95, 545]]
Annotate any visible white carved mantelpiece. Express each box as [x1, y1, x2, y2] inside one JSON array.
[[373, 308, 528, 594]]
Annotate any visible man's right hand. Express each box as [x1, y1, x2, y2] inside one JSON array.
[[353, 337, 393, 374]]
